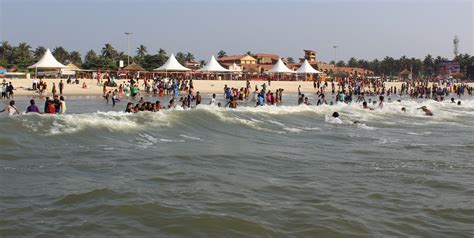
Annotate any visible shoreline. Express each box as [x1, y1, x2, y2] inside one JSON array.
[[4, 78, 473, 97]]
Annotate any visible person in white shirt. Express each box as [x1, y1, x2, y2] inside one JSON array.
[[209, 93, 216, 106], [0, 100, 20, 116]]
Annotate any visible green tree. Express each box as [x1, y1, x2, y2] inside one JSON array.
[[101, 43, 118, 59], [136, 45, 147, 58], [347, 57, 358, 67], [217, 50, 227, 58], [83, 50, 98, 69], [69, 51, 82, 65], [286, 57, 295, 64], [12, 42, 34, 70], [336, 60, 346, 67], [423, 54, 435, 76], [33, 46, 47, 61], [185, 52, 195, 62], [52, 46, 69, 64], [0, 41, 13, 65], [175, 52, 186, 65], [199, 60, 206, 67]]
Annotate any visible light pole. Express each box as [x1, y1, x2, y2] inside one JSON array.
[[333, 45, 338, 74], [124, 32, 133, 66]]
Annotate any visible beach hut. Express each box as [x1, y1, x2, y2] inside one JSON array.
[[399, 69, 412, 80], [28, 48, 67, 78], [123, 62, 145, 72]]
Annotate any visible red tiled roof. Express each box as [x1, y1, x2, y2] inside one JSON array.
[[254, 53, 279, 58], [218, 55, 246, 61]]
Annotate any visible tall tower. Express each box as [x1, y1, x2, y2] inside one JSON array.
[[453, 35, 459, 58]]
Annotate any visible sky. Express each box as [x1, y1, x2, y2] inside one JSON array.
[[0, 0, 473, 62]]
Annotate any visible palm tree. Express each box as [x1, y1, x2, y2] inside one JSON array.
[[52, 46, 69, 64], [69, 51, 82, 65], [0, 41, 13, 63], [286, 57, 295, 64], [217, 50, 227, 58], [101, 43, 117, 59], [185, 52, 195, 62], [175, 52, 186, 65], [33, 46, 46, 60], [199, 60, 207, 67], [83, 50, 98, 69], [12, 42, 34, 69], [136, 45, 147, 58], [157, 48, 168, 66]]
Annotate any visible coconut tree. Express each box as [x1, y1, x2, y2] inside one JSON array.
[[0, 41, 13, 65], [69, 51, 82, 65], [175, 52, 186, 65], [83, 50, 98, 69], [101, 43, 118, 59], [52, 47, 69, 64], [136, 45, 147, 58], [185, 52, 195, 62], [33, 46, 47, 60], [12, 42, 34, 69], [217, 50, 227, 58]]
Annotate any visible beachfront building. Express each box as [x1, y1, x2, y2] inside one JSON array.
[[300, 50, 317, 63], [184, 60, 200, 69], [253, 53, 279, 65], [218, 55, 257, 65]]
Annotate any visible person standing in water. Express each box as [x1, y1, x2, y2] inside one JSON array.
[[0, 100, 20, 116], [378, 95, 384, 108], [195, 91, 202, 106], [59, 96, 67, 114], [26, 99, 40, 113], [209, 93, 216, 106]]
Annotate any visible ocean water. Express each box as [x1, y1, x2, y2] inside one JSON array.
[[1, 94, 473, 237]]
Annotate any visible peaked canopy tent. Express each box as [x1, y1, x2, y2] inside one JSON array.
[[154, 54, 191, 72], [267, 58, 295, 74], [296, 59, 321, 81], [296, 60, 321, 74], [198, 56, 231, 80], [28, 48, 67, 78], [199, 56, 230, 72], [266, 58, 295, 80]]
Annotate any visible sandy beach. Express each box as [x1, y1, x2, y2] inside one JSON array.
[[4, 78, 460, 97]]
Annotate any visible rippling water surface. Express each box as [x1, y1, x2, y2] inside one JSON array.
[[1, 95, 473, 237]]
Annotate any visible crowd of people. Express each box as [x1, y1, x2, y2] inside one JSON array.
[[0, 76, 472, 118]]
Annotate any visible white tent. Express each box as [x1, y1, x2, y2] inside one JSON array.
[[28, 48, 67, 69], [267, 58, 295, 74], [296, 60, 321, 74], [154, 54, 191, 71], [199, 55, 229, 72]]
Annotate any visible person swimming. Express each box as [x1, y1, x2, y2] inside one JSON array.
[[330, 112, 343, 124], [417, 106, 433, 116], [362, 101, 374, 110], [401, 107, 406, 112]]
